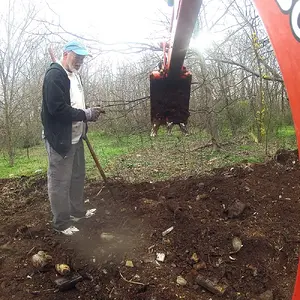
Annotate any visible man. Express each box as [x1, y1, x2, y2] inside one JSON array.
[[41, 40, 102, 235]]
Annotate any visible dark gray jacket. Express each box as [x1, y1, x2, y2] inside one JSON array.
[[41, 63, 87, 156]]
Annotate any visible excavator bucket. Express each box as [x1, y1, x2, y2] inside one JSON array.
[[148, 0, 201, 136], [149, 72, 191, 135]]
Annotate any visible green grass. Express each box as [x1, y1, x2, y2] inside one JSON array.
[[0, 131, 153, 179], [276, 125, 295, 137], [0, 146, 47, 178], [84, 131, 153, 177], [0, 126, 298, 181]]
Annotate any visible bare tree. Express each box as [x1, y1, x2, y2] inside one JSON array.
[[0, 0, 47, 165]]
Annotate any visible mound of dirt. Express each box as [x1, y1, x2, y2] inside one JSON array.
[[1, 151, 300, 299]]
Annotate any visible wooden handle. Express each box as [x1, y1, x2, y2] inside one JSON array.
[[48, 45, 56, 63], [84, 137, 108, 182]]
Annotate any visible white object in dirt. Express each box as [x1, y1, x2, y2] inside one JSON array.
[[176, 275, 187, 286], [162, 226, 174, 237], [156, 252, 165, 262], [232, 237, 243, 253], [31, 251, 52, 269], [100, 233, 115, 241]]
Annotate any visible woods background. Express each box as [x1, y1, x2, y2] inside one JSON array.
[[0, 0, 292, 167]]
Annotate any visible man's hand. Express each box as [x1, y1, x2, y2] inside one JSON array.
[[83, 107, 103, 122]]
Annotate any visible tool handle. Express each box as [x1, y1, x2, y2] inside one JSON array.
[[48, 45, 56, 63], [84, 137, 116, 200], [84, 137, 108, 182]]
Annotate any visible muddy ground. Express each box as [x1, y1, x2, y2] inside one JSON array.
[[1, 149, 300, 300]]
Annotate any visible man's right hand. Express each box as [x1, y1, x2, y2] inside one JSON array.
[[83, 107, 103, 122]]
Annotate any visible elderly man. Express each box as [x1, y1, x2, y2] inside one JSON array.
[[41, 40, 102, 235]]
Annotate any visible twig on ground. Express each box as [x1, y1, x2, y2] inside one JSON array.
[[109, 286, 115, 298], [30, 288, 56, 295], [119, 272, 146, 286], [27, 246, 35, 255], [96, 186, 104, 197], [190, 142, 231, 152]]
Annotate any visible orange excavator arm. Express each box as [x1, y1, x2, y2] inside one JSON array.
[[252, 3, 300, 298], [149, 0, 202, 136], [167, 0, 202, 77]]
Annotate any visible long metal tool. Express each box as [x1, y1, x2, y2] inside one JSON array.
[[83, 136, 116, 200]]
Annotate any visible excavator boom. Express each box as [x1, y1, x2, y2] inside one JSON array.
[[149, 0, 202, 136], [167, 0, 203, 78]]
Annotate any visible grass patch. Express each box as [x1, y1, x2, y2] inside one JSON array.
[[0, 146, 47, 178], [276, 125, 295, 138], [0, 126, 297, 181], [0, 131, 154, 179]]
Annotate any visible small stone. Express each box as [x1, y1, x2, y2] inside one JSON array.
[[31, 251, 52, 270], [191, 253, 199, 263], [259, 290, 273, 300], [196, 194, 209, 201], [193, 261, 207, 270], [143, 254, 156, 263], [162, 238, 171, 244], [195, 274, 227, 295], [95, 285, 101, 292], [132, 274, 140, 280], [102, 269, 108, 275], [232, 237, 243, 253], [226, 199, 246, 218], [125, 260, 134, 267], [156, 253, 165, 262], [176, 275, 187, 286]]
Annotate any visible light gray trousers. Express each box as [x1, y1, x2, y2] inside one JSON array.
[[45, 139, 86, 230]]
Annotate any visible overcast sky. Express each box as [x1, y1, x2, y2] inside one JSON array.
[[1, 0, 229, 66], [39, 0, 228, 52], [41, 0, 172, 43]]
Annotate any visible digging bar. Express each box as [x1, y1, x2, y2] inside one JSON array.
[[83, 136, 116, 200]]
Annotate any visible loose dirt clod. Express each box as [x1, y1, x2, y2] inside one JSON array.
[[226, 199, 246, 218], [195, 274, 228, 295]]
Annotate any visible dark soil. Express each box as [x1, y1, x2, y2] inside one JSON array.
[[1, 149, 300, 300]]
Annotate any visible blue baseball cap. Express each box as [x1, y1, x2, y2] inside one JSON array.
[[63, 40, 90, 56]]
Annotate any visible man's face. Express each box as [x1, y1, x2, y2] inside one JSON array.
[[65, 51, 85, 72]]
